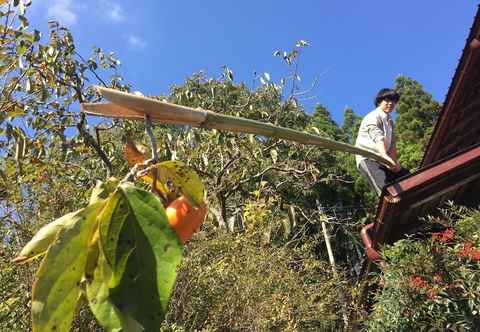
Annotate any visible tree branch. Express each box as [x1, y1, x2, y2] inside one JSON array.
[[216, 153, 240, 186], [74, 50, 108, 87], [77, 113, 113, 177], [225, 164, 309, 197]]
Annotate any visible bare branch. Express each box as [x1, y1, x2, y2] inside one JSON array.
[[77, 113, 113, 177], [226, 164, 309, 196], [74, 51, 109, 87], [216, 154, 240, 185], [293, 76, 319, 98]]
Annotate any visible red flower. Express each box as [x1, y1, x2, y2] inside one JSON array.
[[432, 228, 455, 243], [410, 275, 429, 290], [470, 249, 480, 261], [457, 241, 480, 261]]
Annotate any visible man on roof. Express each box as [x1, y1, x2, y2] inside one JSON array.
[[355, 88, 410, 196]]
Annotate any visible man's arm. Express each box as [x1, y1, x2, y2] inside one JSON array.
[[363, 115, 397, 169], [375, 139, 397, 169], [388, 130, 401, 172], [390, 143, 399, 163]]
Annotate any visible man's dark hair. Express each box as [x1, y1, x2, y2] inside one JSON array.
[[374, 88, 400, 106]]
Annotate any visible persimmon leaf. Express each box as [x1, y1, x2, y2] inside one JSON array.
[[31, 201, 104, 332], [123, 137, 148, 166], [156, 160, 204, 207], [86, 253, 142, 332], [123, 139, 204, 205], [13, 210, 76, 263], [87, 183, 182, 331], [84, 230, 100, 282], [123, 137, 171, 194], [89, 178, 119, 204], [138, 170, 170, 195], [98, 190, 132, 287], [107, 183, 182, 328]]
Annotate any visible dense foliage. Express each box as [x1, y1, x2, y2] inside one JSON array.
[[368, 206, 480, 331], [1, 1, 478, 331], [165, 211, 349, 331]]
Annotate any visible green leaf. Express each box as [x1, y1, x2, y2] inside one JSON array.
[[86, 254, 123, 331], [16, 40, 28, 56], [7, 104, 25, 120], [89, 178, 119, 204], [98, 190, 133, 287], [87, 184, 182, 331], [33, 29, 41, 42], [86, 253, 142, 332], [227, 69, 233, 81], [31, 201, 104, 332], [107, 183, 182, 329], [84, 230, 100, 282]]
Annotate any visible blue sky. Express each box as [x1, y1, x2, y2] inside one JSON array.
[[28, 1, 479, 124]]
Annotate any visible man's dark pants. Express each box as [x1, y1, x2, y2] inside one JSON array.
[[358, 159, 410, 196]]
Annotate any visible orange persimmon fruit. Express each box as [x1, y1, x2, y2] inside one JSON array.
[[166, 196, 207, 244]]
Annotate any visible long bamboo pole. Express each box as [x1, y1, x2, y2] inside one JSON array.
[[81, 86, 393, 167]]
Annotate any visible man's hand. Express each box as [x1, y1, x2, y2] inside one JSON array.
[[382, 155, 401, 172], [391, 161, 402, 173], [376, 139, 401, 172]]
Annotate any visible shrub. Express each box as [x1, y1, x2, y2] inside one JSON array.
[[164, 213, 349, 331], [367, 207, 480, 331]]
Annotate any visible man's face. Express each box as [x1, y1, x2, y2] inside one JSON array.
[[379, 98, 396, 113]]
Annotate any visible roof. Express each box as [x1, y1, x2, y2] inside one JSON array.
[[362, 5, 480, 262], [367, 144, 480, 255], [422, 5, 480, 166]]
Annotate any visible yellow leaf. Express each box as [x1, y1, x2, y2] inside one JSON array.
[[32, 201, 105, 332], [6, 297, 19, 306], [123, 139, 204, 205], [155, 161, 204, 207], [138, 170, 170, 196], [13, 211, 77, 263], [0, 24, 15, 35]]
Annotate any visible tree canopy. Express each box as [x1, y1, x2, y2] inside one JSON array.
[[394, 75, 441, 170]]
